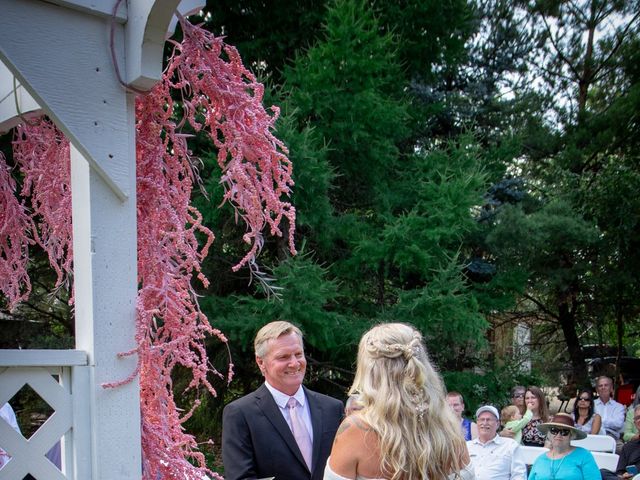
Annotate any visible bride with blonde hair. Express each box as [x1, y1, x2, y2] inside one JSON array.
[[324, 322, 474, 480]]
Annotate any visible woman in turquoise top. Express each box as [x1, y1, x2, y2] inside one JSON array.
[[529, 413, 600, 480]]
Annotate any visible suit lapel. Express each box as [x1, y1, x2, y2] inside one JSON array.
[[254, 384, 310, 472], [305, 387, 325, 474]]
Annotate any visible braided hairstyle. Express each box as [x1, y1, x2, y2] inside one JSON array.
[[350, 323, 467, 480]]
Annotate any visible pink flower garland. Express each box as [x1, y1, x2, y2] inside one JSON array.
[[0, 18, 296, 480]]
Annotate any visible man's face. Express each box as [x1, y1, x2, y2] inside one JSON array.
[[256, 332, 306, 396], [597, 378, 613, 401], [447, 395, 464, 419], [477, 412, 498, 440]]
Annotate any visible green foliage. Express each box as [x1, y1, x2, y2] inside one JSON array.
[[284, 0, 410, 208], [385, 258, 488, 369], [443, 365, 542, 416]]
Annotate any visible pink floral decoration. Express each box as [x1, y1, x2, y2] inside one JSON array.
[[168, 18, 297, 271], [0, 153, 34, 311], [12, 120, 73, 293], [0, 17, 296, 480]]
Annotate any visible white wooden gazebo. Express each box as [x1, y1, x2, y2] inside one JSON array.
[[0, 1, 202, 478]]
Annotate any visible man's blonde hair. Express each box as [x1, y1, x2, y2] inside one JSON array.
[[254, 321, 303, 358]]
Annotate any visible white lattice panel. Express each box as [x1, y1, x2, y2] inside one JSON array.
[[0, 351, 90, 480]]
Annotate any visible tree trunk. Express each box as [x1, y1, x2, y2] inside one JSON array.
[[557, 301, 589, 388]]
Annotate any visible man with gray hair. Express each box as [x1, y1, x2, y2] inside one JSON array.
[[222, 320, 343, 480], [595, 376, 626, 445], [467, 405, 526, 480]]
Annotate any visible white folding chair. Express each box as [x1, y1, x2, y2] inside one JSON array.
[[514, 445, 549, 466], [591, 451, 619, 471], [571, 434, 616, 453]]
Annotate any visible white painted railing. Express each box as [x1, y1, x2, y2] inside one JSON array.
[[0, 349, 91, 480]]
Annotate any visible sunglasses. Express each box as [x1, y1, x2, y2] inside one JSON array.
[[578, 396, 591, 401], [512, 393, 525, 398], [549, 427, 571, 437]]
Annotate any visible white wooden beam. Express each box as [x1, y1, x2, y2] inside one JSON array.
[[0, 0, 133, 200], [0, 349, 87, 367]]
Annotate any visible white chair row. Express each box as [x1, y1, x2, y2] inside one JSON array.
[[515, 445, 619, 472], [571, 433, 617, 453]]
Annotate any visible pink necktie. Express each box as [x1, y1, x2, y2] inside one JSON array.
[[287, 397, 313, 469]]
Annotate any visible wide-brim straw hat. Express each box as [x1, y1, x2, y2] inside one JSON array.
[[538, 413, 587, 440]]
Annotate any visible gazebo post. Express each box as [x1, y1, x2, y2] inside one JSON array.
[[70, 140, 141, 478]]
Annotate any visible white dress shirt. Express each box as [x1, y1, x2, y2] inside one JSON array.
[[264, 381, 314, 440], [467, 435, 526, 480], [0, 403, 21, 468], [594, 397, 625, 438]]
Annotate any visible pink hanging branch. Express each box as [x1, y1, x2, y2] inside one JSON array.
[[0, 153, 34, 311], [167, 19, 297, 271], [12, 120, 73, 293], [129, 18, 296, 480]]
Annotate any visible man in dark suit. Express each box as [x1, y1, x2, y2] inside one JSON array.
[[222, 321, 343, 480]]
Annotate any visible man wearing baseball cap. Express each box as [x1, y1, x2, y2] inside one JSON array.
[[466, 405, 526, 480]]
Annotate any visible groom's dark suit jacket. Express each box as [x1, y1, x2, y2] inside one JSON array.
[[222, 384, 343, 480]]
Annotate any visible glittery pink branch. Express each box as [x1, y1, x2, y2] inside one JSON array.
[[131, 19, 296, 478], [0, 153, 34, 311], [168, 19, 297, 271], [13, 120, 73, 294]]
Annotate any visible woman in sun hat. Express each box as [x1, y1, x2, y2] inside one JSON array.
[[528, 413, 600, 479]]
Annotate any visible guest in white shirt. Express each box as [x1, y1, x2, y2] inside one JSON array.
[[594, 376, 625, 439], [467, 405, 526, 480], [0, 403, 21, 468]]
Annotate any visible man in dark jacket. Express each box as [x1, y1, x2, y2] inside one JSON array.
[[222, 321, 343, 480], [601, 404, 640, 479]]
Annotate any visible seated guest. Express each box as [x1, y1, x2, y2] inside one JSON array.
[[501, 404, 532, 444], [529, 413, 600, 479], [601, 404, 640, 480], [522, 386, 550, 447], [573, 388, 605, 435], [511, 386, 527, 415], [467, 405, 526, 480], [344, 394, 363, 416], [0, 403, 21, 468], [595, 376, 626, 447], [447, 391, 478, 440], [623, 386, 640, 442]]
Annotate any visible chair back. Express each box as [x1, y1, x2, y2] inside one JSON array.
[[514, 445, 548, 466], [591, 451, 619, 471], [571, 434, 616, 453]]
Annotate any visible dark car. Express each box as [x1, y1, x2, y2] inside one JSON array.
[[587, 356, 640, 405]]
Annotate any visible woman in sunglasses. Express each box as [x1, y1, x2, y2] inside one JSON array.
[[572, 388, 605, 435], [528, 413, 600, 479]]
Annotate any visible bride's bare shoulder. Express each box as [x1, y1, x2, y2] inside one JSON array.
[[330, 414, 382, 479], [333, 414, 376, 446]]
